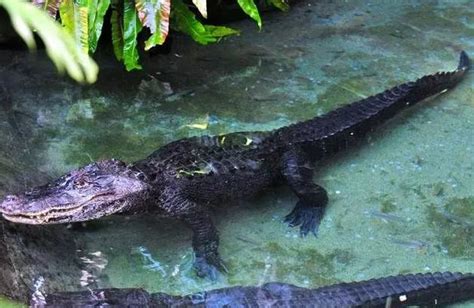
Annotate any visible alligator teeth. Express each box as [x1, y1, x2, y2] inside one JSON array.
[[1, 190, 118, 224], [1, 204, 83, 224]]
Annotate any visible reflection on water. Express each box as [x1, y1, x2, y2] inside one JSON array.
[[136, 246, 167, 276], [0, 0, 473, 305]]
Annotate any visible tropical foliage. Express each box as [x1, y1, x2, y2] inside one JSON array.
[[0, 0, 98, 83], [0, 0, 288, 83], [29, 0, 289, 71]]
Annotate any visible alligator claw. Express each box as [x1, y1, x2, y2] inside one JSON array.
[[194, 254, 228, 280], [284, 201, 324, 237]]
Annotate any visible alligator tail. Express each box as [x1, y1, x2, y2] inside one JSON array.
[[307, 271, 474, 307], [273, 51, 470, 157], [408, 50, 470, 102], [458, 50, 470, 70], [40, 272, 474, 307]]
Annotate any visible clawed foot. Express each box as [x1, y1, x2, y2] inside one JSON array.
[[194, 253, 228, 280], [284, 201, 324, 237]]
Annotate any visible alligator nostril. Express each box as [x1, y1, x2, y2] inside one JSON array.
[[0, 195, 21, 213], [5, 195, 18, 202]]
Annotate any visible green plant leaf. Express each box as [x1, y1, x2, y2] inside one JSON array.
[[266, 0, 288, 11], [59, 0, 75, 34], [88, 0, 111, 53], [171, 0, 213, 45], [236, 0, 262, 28], [204, 25, 240, 38], [57, 0, 110, 53], [123, 0, 142, 70], [1, 0, 98, 83], [135, 0, 171, 50], [110, 0, 124, 61], [77, 1, 90, 53], [58, 0, 89, 53], [171, 0, 238, 45]]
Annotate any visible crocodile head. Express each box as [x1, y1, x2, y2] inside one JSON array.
[[0, 159, 150, 224]]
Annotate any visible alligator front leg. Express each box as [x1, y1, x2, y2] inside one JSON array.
[[180, 209, 227, 279], [160, 189, 226, 279], [281, 148, 328, 237]]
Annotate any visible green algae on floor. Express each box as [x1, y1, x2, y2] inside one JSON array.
[[0, 297, 25, 308], [380, 198, 397, 214], [427, 197, 474, 258]]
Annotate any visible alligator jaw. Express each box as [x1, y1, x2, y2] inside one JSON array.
[[2, 211, 76, 224], [1, 192, 115, 224]]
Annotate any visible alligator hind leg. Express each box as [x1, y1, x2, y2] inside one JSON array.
[[281, 148, 328, 237]]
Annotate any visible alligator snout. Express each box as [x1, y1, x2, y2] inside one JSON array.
[[0, 194, 23, 214]]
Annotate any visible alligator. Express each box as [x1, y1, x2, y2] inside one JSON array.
[[36, 272, 474, 307], [0, 51, 470, 279]]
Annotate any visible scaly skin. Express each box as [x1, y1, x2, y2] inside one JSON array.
[[38, 272, 474, 307], [0, 51, 470, 279]]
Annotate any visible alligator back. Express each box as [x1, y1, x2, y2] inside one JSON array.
[[41, 272, 474, 307], [272, 51, 470, 159]]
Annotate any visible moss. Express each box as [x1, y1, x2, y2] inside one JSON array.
[[402, 5, 474, 36], [315, 78, 372, 114], [364, 24, 420, 53], [431, 182, 446, 197], [369, 194, 397, 213], [226, 258, 267, 282], [411, 185, 428, 200], [105, 253, 168, 291], [62, 124, 154, 165], [329, 248, 354, 266], [0, 297, 25, 308], [60, 115, 167, 166], [427, 197, 474, 258], [438, 5, 474, 23], [66, 97, 121, 124], [380, 198, 397, 214], [66, 99, 95, 123], [265, 241, 286, 255], [398, 268, 414, 275], [445, 197, 474, 220], [254, 242, 339, 286]]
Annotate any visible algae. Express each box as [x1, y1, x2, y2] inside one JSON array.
[[0, 297, 24, 308], [315, 78, 370, 113], [259, 242, 338, 285], [427, 197, 474, 258]]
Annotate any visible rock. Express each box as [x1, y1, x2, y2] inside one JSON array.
[[0, 221, 85, 302]]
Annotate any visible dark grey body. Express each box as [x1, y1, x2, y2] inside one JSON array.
[[130, 51, 470, 277], [39, 272, 474, 307], [0, 52, 470, 279]]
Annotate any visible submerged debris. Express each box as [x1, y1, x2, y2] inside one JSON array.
[[367, 210, 405, 223], [136, 246, 167, 277], [390, 238, 430, 251]]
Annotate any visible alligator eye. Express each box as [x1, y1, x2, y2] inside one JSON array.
[[73, 178, 91, 188], [135, 171, 146, 181]]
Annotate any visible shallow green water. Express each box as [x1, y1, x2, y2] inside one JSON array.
[[0, 0, 473, 305], [0, 297, 24, 308]]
